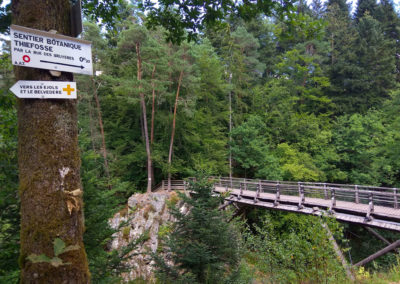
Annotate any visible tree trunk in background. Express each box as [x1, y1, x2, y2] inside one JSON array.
[[12, 0, 90, 282], [136, 42, 152, 193], [228, 73, 233, 181], [167, 69, 184, 191], [92, 76, 111, 189], [150, 65, 156, 186], [150, 64, 156, 145]]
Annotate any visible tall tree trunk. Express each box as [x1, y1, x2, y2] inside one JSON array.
[[86, 93, 97, 152], [167, 70, 184, 191], [136, 42, 152, 193], [91, 77, 111, 189], [150, 65, 156, 145], [12, 0, 90, 282], [228, 73, 233, 181], [331, 34, 334, 65], [150, 65, 156, 186]]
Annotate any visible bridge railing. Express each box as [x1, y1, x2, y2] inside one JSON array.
[[212, 177, 400, 209], [152, 180, 188, 192]]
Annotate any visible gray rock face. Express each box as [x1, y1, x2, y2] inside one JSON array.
[[109, 191, 183, 282]]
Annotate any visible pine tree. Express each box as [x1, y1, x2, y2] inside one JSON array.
[[325, 1, 359, 113], [375, 0, 400, 82], [355, 0, 379, 20], [154, 178, 241, 283], [311, 0, 325, 18], [325, 0, 350, 15], [351, 14, 396, 110]]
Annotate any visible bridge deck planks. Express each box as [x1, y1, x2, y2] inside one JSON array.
[[214, 187, 400, 230]]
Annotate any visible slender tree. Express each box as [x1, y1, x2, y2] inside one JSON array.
[[167, 66, 184, 190], [136, 41, 153, 193], [12, 0, 90, 282]]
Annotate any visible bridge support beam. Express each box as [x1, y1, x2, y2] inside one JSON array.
[[365, 227, 391, 246], [219, 200, 234, 210], [321, 222, 355, 281], [354, 239, 400, 267]]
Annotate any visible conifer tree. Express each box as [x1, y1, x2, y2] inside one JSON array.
[[351, 14, 395, 110], [154, 178, 241, 283], [311, 0, 325, 18], [355, 0, 379, 20], [325, 0, 358, 113], [375, 0, 400, 82]]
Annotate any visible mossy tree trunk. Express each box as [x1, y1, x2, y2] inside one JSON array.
[[12, 0, 90, 282]]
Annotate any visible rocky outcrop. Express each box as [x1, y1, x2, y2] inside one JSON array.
[[109, 191, 184, 282]]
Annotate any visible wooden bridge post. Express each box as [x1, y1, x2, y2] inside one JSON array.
[[238, 183, 242, 200], [298, 184, 304, 209], [162, 180, 165, 191], [324, 183, 328, 199], [366, 192, 374, 221], [219, 177, 222, 187], [298, 182, 301, 197], [330, 188, 336, 212], [355, 185, 359, 204], [274, 183, 280, 206], [394, 188, 398, 209], [254, 182, 261, 203]]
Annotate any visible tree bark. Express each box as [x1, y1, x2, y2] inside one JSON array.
[[12, 0, 90, 282], [167, 69, 184, 191], [136, 42, 152, 193]]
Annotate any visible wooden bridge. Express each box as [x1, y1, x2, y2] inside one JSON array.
[[213, 177, 400, 232], [154, 177, 400, 232], [154, 177, 400, 270]]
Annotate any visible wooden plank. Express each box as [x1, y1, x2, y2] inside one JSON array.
[[354, 240, 400, 267]]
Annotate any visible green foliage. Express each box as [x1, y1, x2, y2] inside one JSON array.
[[244, 210, 347, 283], [153, 177, 242, 283], [231, 115, 281, 179], [277, 142, 324, 181], [2, 0, 400, 281], [26, 238, 80, 267], [143, 0, 295, 43], [0, 44, 19, 283]]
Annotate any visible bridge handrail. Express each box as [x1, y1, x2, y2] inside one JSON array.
[[213, 177, 398, 192], [211, 176, 400, 209]]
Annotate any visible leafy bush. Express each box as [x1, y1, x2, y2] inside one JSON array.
[[244, 210, 348, 283]]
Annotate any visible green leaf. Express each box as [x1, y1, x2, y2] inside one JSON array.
[[26, 254, 52, 263], [49, 257, 64, 267], [53, 238, 66, 257], [63, 245, 80, 253]]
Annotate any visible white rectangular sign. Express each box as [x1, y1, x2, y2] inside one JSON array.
[[10, 24, 93, 75], [10, 81, 77, 99]]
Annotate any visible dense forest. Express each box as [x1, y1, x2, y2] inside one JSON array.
[[2, 0, 400, 282]]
